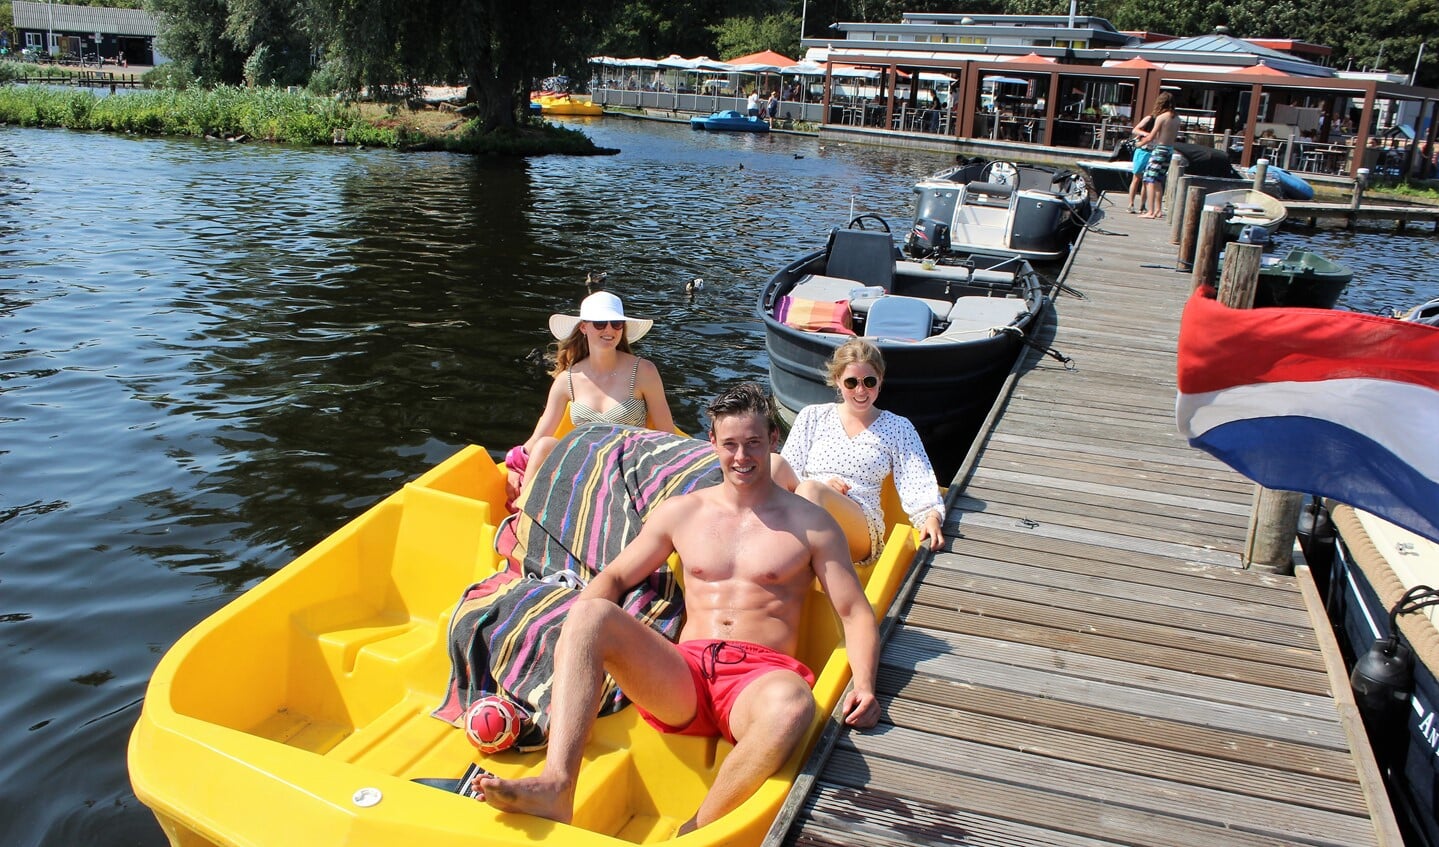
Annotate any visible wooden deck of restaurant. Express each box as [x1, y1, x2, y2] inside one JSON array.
[[767, 204, 1403, 846]]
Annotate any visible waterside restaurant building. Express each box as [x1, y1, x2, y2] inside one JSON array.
[[593, 13, 1439, 183]]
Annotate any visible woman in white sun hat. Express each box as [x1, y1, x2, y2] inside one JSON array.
[[505, 291, 675, 506]]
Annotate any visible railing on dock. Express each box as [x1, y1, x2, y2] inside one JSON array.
[[18, 72, 143, 88]]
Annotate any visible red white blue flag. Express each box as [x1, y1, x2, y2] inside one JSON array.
[[1176, 288, 1439, 543]]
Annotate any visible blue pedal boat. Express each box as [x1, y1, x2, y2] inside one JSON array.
[[690, 110, 770, 133]]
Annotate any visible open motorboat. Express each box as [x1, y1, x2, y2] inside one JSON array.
[[1217, 248, 1353, 309], [759, 215, 1048, 479], [905, 158, 1090, 263], [689, 110, 770, 132], [1314, 504, 1439, 847]]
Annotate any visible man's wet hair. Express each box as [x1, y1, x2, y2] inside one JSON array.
[[706, 382, 779, 435]]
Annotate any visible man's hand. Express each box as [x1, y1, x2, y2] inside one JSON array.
[[840, 688, 880, 728]]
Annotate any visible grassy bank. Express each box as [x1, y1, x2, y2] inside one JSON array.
[[0, 82, 614, 155]]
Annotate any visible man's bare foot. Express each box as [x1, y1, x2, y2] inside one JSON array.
[[677, 816, 699, 836], [474, 774, 575, 824]]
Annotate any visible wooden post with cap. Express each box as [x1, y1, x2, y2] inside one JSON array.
[[1213, 239, 1303, 573]]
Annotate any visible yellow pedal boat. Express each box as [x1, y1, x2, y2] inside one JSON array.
[[536, 94, 604, 116], [128, 442, 917, 847]]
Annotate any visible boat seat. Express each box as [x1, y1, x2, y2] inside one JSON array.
[[824, 228, 895, 290], [963, 181, 1014, 199], [922, 296, 1028, 342], [863, 296, 934, 341]]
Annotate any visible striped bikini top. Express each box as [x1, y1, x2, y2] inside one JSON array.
[[567, 361, 648, 428]]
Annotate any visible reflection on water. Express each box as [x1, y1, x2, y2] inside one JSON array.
[[0, 118, 1435, 846]]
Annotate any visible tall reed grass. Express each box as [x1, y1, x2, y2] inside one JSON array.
[[0, 85, 406, 147], [0, 83, 609, 154]]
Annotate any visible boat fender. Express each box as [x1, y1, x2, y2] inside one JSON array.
[[1295, 497, 1336, 574], [1351, 586, 1439, 759]]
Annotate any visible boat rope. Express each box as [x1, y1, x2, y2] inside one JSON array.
[[1390, 585, 1439, 636], [999, 326, 1074, 370], [1069, 195, 1128, 237]]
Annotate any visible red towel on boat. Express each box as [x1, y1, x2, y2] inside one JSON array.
[[775, 295, 856, 335]]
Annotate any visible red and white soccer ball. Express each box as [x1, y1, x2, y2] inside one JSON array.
[[463, 695, 524, 754]]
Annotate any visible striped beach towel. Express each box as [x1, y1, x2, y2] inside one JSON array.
[[775, 295, 856, 335], [432, 424, 720, 749]]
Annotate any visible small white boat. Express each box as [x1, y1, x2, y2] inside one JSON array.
[[905, 158, 1090, 263], [1205, 188, 1288, 239]]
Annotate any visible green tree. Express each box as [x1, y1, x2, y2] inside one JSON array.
[[309, 0, 621, 131], [711, 13, 798, 60], [147, 0, 247, 84]]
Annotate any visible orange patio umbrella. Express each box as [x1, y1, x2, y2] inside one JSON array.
[[1231, 61, 1290, 77], [1002, 52, 1057, 64], [1106, 56, 1161, 69]]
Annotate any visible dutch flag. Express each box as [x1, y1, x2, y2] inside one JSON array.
[[1176, 288, 1439, 543]]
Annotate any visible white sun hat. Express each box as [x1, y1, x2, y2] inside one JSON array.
[[548, 291, 654, 343]]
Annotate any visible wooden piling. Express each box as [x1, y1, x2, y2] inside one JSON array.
[[1217, 241, 1263, 308], [1217, 240, 1303, 573], [1189, 205, 1226, 291], [1251, 158, 1270, 192], [1348, 168, 1369, 231], [1163, 153, 1188, 219], [1176, 186, 1207, 270]]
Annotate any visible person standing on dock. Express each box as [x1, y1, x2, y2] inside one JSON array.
[[746, 90, 761, 117], [1135, 92, 1178, 220]]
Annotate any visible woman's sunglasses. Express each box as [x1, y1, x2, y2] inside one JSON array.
[[588, 320, 626, 330], [842, 376, 879, 390]]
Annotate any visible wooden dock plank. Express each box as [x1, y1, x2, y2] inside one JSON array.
[[875, 669, 1362, 780], [773, 210, 1390, 847], [845, 725, 1376, 844]]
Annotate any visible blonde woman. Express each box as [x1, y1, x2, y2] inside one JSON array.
[[772, 338, 945, 563]]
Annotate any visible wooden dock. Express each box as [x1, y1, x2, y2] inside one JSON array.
[[1285, 200, 1439, 232], [768, 203, 1403, 846]]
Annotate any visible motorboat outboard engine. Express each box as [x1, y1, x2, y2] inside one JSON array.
[[906, 184, 961, 258], [906, 219, 951, 258], [1236, 224, 1271, 248]]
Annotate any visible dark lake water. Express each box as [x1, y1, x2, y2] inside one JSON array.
[[1, 115, 1436, 846]]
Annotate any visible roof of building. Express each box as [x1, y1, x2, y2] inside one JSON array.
[[12, 1, 157, 37], [1245, 38, 1332, 59], [834, 13, 1133, 49], [1143, 32, 1334, 77], [899, 13, 1122, 34]]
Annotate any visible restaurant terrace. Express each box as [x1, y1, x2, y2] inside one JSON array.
[[590, 14, 1439, 183]]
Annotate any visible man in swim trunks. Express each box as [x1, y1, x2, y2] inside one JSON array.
[[476, 382, 880, 833], [1136, 91, 1179, 220]]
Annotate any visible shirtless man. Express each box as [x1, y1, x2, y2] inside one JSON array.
[[477, 382, 881, 833], [1135, 91, 1179, 220]]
